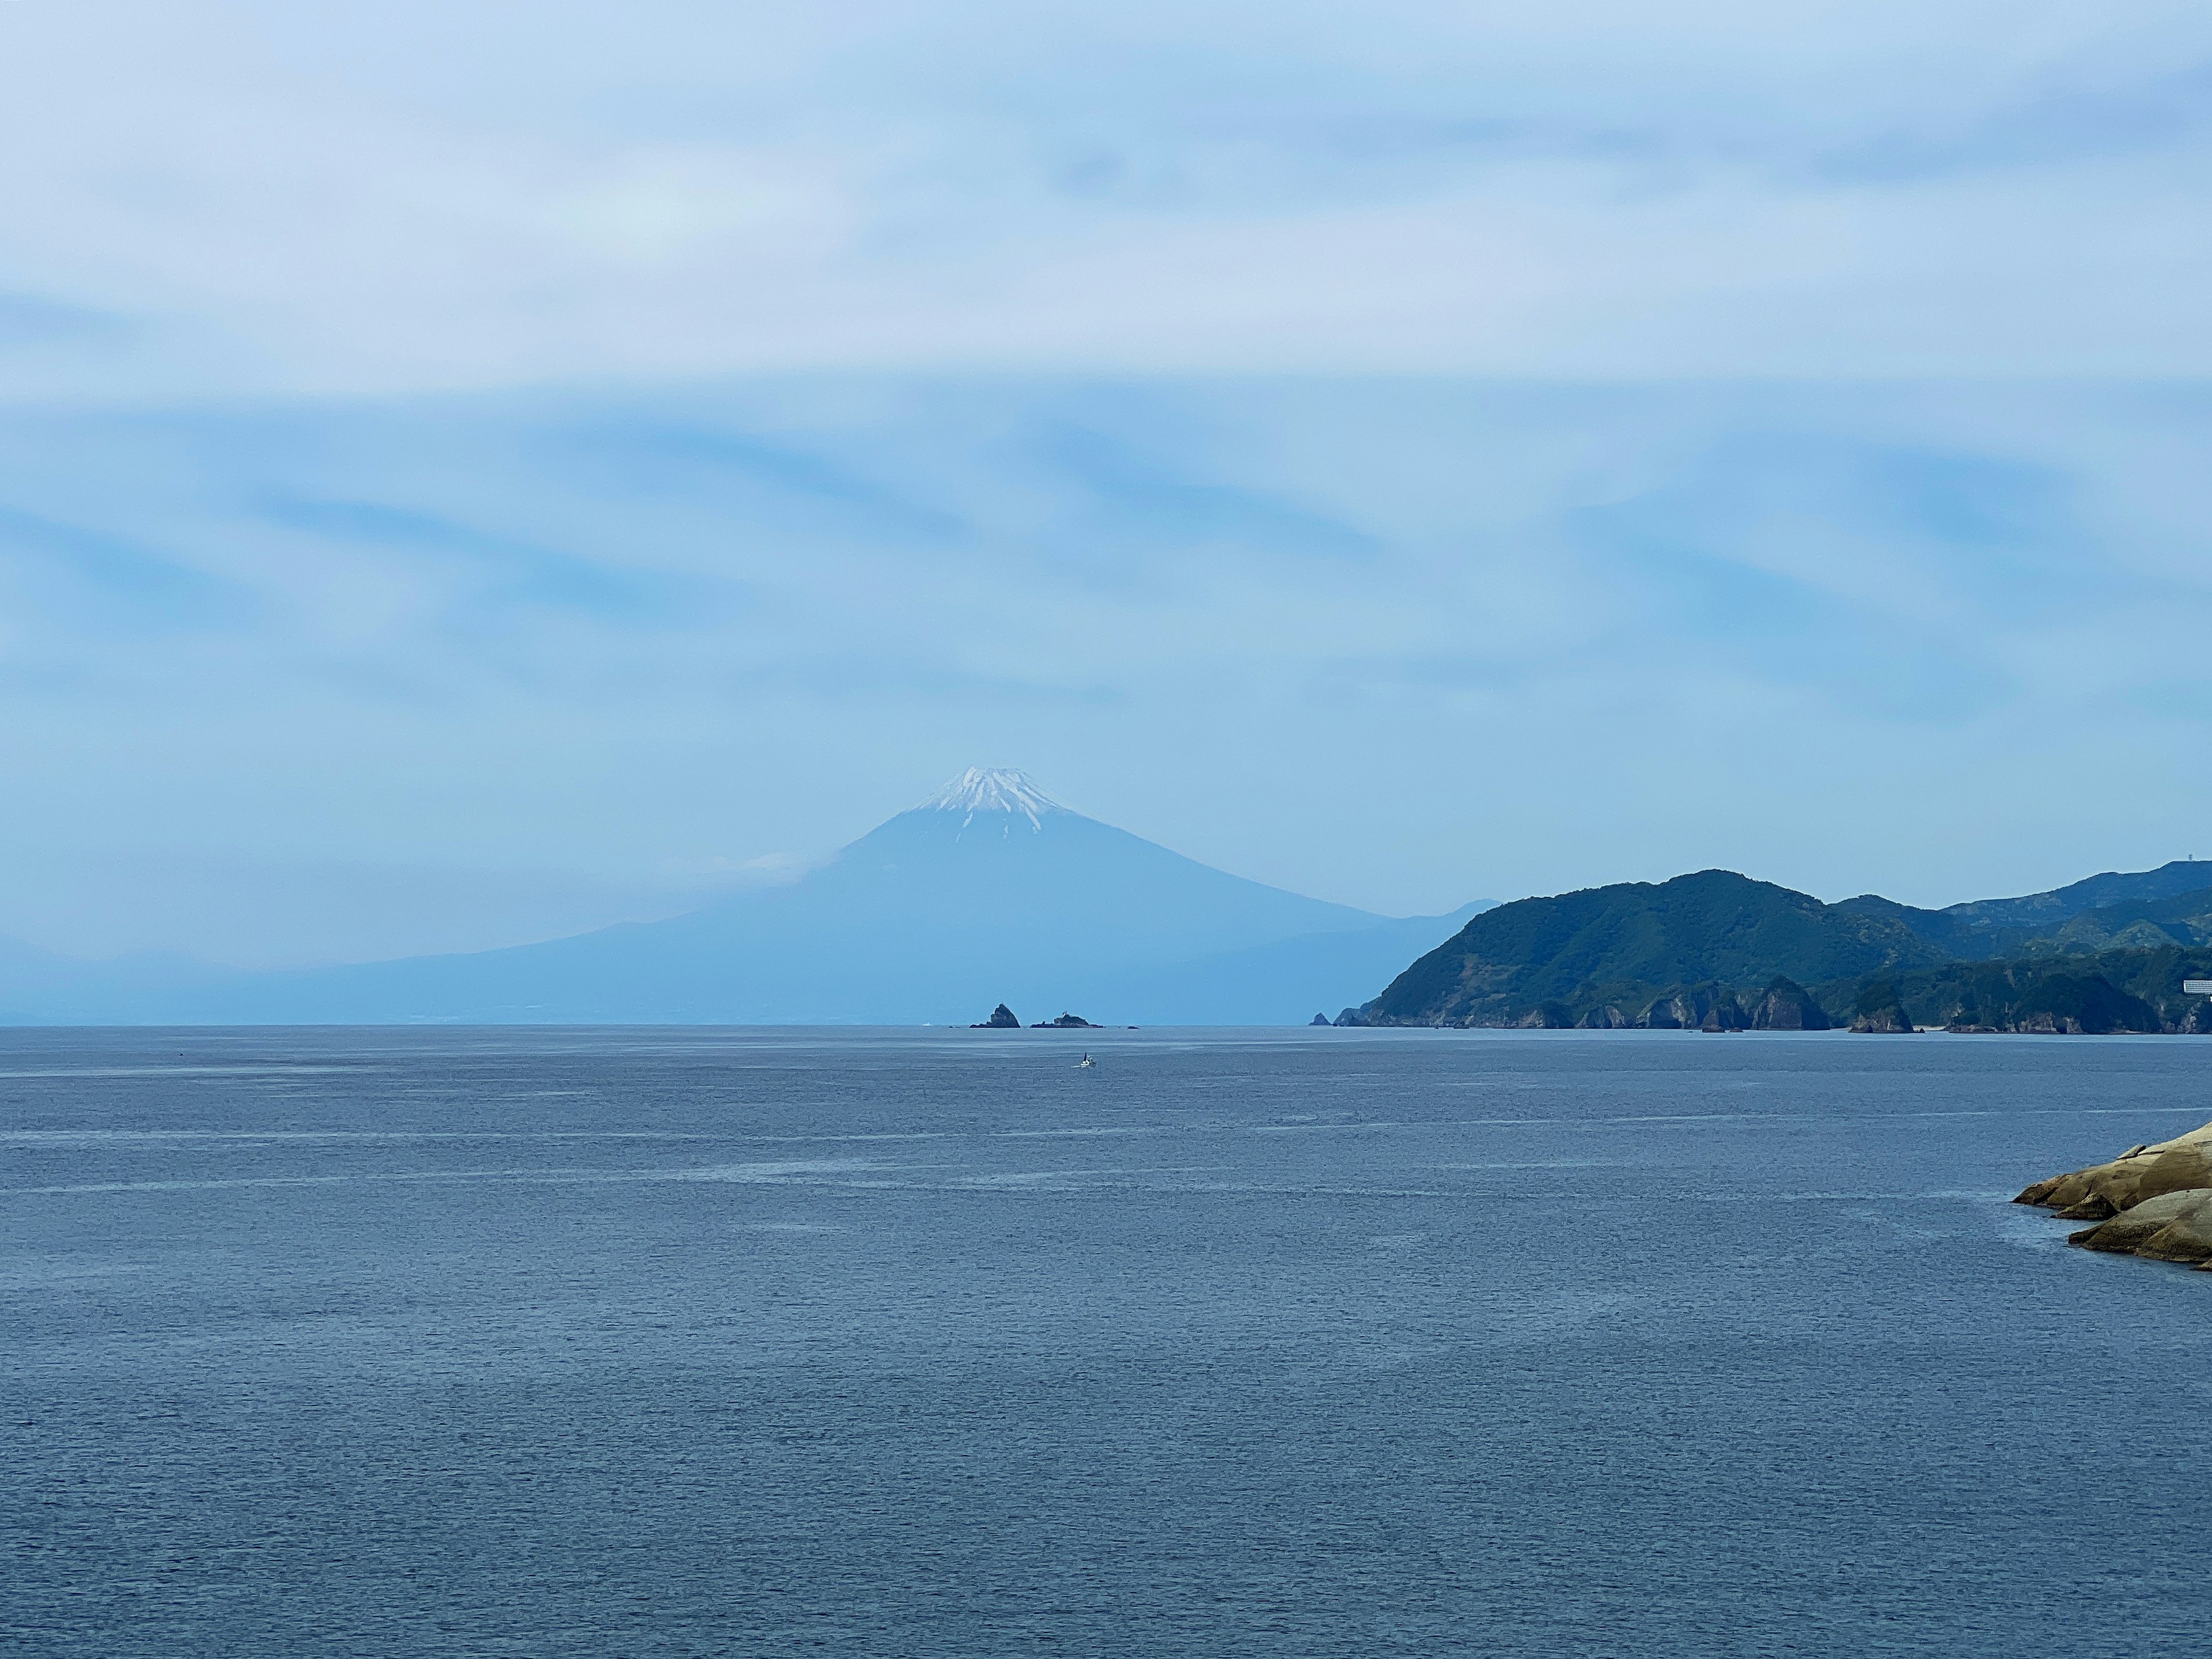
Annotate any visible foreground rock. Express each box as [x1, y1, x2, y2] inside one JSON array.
[[2015, 1119, 2212, 1268], [2069, 1188, 2212, 1266], [2014, 1121, 2212, 1219]]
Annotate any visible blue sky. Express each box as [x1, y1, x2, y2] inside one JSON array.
[[2, 3, 2210, 965]]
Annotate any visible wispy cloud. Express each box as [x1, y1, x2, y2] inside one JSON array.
[[0, 505, 251, 635], [1, 3, 2209, 392], [259, 497, 725, 626], [1, 7, 2209, 956], [2, 377, 2209, 955]]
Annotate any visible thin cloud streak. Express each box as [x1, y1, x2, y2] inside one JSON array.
[[0, 3, 2209, 393]]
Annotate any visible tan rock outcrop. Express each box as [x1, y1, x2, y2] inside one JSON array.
[[2016, 1120, 2212, 1266], [2014, 1120, 2212, 1219], [2069, 1188, 2212, 1267]]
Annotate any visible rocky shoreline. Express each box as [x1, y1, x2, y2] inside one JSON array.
[[2014, 1120, 2212, 1268]]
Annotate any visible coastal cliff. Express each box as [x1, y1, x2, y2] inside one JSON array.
[[1337, 871, 1941, 1029], [1334, 866, 2212, 1033], [2015, 1121, 2212, 1267]]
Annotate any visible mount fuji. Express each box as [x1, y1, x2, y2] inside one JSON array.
[[20, 770, 1488, 1025]]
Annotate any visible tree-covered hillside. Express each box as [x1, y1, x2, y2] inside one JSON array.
[[1338, 868, 2212, 1033], [1340, 871, 1948, 1028]]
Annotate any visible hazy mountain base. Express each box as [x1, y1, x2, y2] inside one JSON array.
[[0, 774, 1494, 1027]]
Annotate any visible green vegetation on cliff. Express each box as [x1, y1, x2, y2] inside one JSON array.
[[1342, 871, 1946, 1028], [1339, 867, 2212, 1033], [1879, 945, 2212, 1033]]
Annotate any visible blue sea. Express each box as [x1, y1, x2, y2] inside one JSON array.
[[4, 1027, 2209, 1657]]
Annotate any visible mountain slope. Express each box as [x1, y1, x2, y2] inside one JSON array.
[[1343, 870, 1950, 1028], [1939, 859, 2212, 937], [1874, 944, 2212, 1034], [1831, 865, 2212, 963], [2023, 885, 2212, 956], [0, 933, 223, 1025], [78, 769, 1475, 1026], [1062, 903, 1491, 1025]]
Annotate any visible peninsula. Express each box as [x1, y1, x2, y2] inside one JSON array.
[[1335, 865, 2212, 1033]]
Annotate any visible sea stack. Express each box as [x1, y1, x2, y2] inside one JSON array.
[[1747, 977, 1831, 1031]]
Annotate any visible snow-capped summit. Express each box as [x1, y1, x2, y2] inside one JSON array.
[[921, 767, 1062, 828], [97, 762, 1488, 1026]]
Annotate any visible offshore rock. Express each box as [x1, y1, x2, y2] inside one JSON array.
[[1699, 994, 1748, 1032], [1851, 1006, 1915, 1032], [1034, 1012, 1096, 1028], [1640, 984, 1732, 1030], [972, 1003, 1021, 1029], [1849, 980, 1914, 1033], [2015, 1121, 2212, 1222], [2069, 1188, 2212, 1267], [1517, 1002, 1575, 1029], [1748, 976, 1832, 1031], [1310, 1013, 1332, 1026]]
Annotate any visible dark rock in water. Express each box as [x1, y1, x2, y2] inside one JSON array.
[[1310, 1013, 1332, 1027], [1517, 1002, 1574, 1029], [1849, 980, 1914, 1033], [1033, 1012, 1095, 1028], [1748, 976, 1832, 1031], [972, 1003, 1021, 1029], [1699, 998, 1747, 1032], [1638, 983, 1732, 1030], [1853, 1008, 1915, 1032]]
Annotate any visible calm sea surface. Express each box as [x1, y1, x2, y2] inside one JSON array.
[[3, 1027, 2209, 1657]]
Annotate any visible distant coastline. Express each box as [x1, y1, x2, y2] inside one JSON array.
[[1335, 865, 2212, 1035]]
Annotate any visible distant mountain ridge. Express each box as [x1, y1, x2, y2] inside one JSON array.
[[8, 778, 2209, 1031], [1340, 862, 2212, 1033], [1935, 861, 2212, 940], [1833, 860, 2212, 961], [0, 769, 1492, 1027]]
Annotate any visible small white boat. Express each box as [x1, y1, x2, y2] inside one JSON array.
[[1077, 1053, 1096, 1068]]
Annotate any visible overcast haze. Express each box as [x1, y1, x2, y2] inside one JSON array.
[[3, 3, 2209, 967]]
